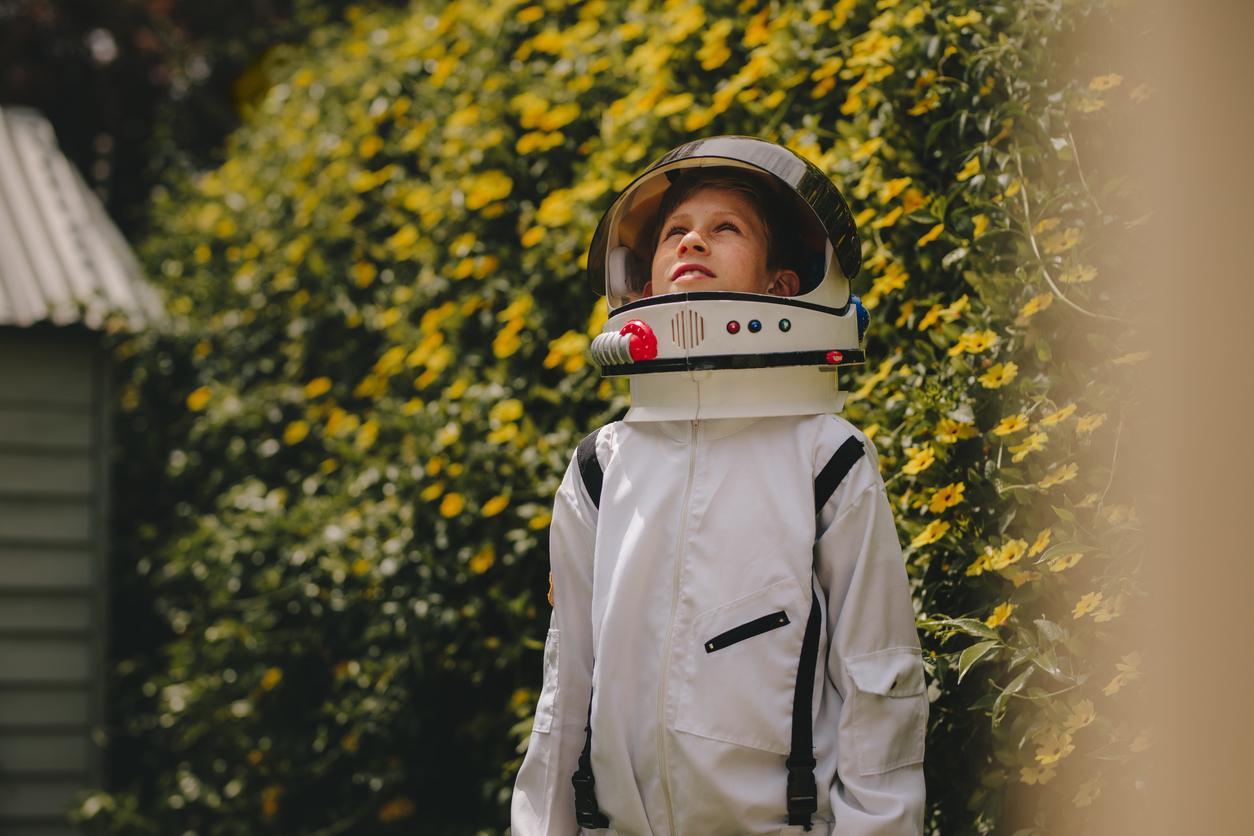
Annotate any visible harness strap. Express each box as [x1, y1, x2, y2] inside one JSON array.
[[814, 436, 865, 513], [572, 691, 610, 828], [573, 429, 609, 827], [576, 428, 604, 508], [789, 435, 866, 829]]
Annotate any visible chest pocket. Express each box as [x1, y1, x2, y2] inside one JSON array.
[[672, 577, 809, 754]]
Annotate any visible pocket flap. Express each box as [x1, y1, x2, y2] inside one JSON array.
[[845, 647, 925, 697]]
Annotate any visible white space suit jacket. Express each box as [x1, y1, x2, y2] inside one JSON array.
[[511, 414, 927, 836]]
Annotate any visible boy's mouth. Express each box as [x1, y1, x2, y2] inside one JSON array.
[[672, 262, 715, 282]]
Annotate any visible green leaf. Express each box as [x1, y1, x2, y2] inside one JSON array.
[[958, 639, 1000, 683], [992, 667, 1033, 727]]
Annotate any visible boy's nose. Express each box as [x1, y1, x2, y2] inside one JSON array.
[[678, 230, 708, 255]]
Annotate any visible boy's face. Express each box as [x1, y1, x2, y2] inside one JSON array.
[[644, 187, 799, 298]]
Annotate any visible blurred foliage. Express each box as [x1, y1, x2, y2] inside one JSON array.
[[0, 0, 405, 233], [82, 0, 1153, 833]]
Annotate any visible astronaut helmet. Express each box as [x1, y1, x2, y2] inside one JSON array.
[[586, 135, 861, 311]]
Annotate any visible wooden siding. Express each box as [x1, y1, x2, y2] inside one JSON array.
[[0, 326, 107, 834]]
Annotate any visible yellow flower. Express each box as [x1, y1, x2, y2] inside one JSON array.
[[655, 92, 695, 118], [469, 544, 495, 574], [1027, 528, 1052, 558], [439, 492, 466, 518], [1064, 699, 1097, 732], [979, 362, 1019, 389], [935, 418, 978, 444], [528, 509, 552, 530], [515, 4, 543, 23], [1130, 82, 1154, 103], [521, 226, 546, 248], [1042, 227, 1082, 254], [965, 552, 991, 576], [350, 558, 370, 577], [947, 10, 983, 27], [186, 386, 212, 412], [878, 177, 911, 202], [544, 330, 590, 372], [940, 294, 969, 322], [910, 519, 950, 548], [928, 482, 965, 513], [536, 189, 575, 226], [1001, 567, 1039, 588], [1039, 463, 1078, 488], [489, 398, 524, 424], [1076, 413, 1107, 434], [420, 481, 444, 501], [487, 423, 518, 444], [901, 444, 936, 475], [955, 156, 981, 182], [304, 377, 332, 398], [1073, 778, 1102, 808], [872, 206, 904, 229], [283, 420, 310, 445], [260, 667, 283, 691], [1008, 429, 1046, 462], [1016, 292, 1053, 323], [1047, 551, 1083, 572], [985, 602, 1014, 628], [464, 170, 513, 211], [1034, 727, 1075, 765], [1039, 403, 1077, 426], [971, 214, 988, 237], [1088, 72, 1123, 91], [1060, 264, 1098, 284], [1020, 764, 1057, 785], [851, 137, 884, 161], [947, 329, 999, 356], [1076, 96, 1106, 113], [481, 495, 509, 517], [1072, 591, 1103, 619], [988, 538, 1028, 570], [991, 414, 1029, 436], [916, 303, 943, 331], [915, 223, 944, 247]]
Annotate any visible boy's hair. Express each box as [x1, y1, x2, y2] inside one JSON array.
[[646, 167, 804, 273]]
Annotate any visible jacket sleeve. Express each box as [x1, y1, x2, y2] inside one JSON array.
[[510, 452, 598, 836], [814, 442, 927, 836]]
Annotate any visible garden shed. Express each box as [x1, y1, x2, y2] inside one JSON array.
[[0, 105, 159, 833]]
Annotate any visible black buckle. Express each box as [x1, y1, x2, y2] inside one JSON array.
[[572, 772, 610, 828], [786, 756, 818, 829]]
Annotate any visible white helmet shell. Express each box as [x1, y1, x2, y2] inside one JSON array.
[[583, 136, 869, 422]]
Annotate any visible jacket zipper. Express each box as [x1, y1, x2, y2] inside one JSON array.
[[658, 419, 698, 836]]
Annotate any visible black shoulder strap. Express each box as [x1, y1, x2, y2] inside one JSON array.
[[572, 428, 608, 827], [788, 435, 867, 829], [813, 436, 865, 513], [572, 691, 609, 828], [576, 428, 604, 509]]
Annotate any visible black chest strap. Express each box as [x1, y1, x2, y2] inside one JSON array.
[[789, 435, 864, 829]]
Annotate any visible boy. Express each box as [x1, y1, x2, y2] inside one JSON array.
[[512, 137, 926, 835]]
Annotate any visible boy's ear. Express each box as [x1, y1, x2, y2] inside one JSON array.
[[642, 280, 654, 297], [768, 269, 800, 297]]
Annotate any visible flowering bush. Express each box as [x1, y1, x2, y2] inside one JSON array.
[[87, 0, 1150, 832]]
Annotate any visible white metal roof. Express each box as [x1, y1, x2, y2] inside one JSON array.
[[0, 106, 162, 330]]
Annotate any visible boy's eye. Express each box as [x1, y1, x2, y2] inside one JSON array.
[[664, 225, 686, 238], [716, 221, 740, 233]]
